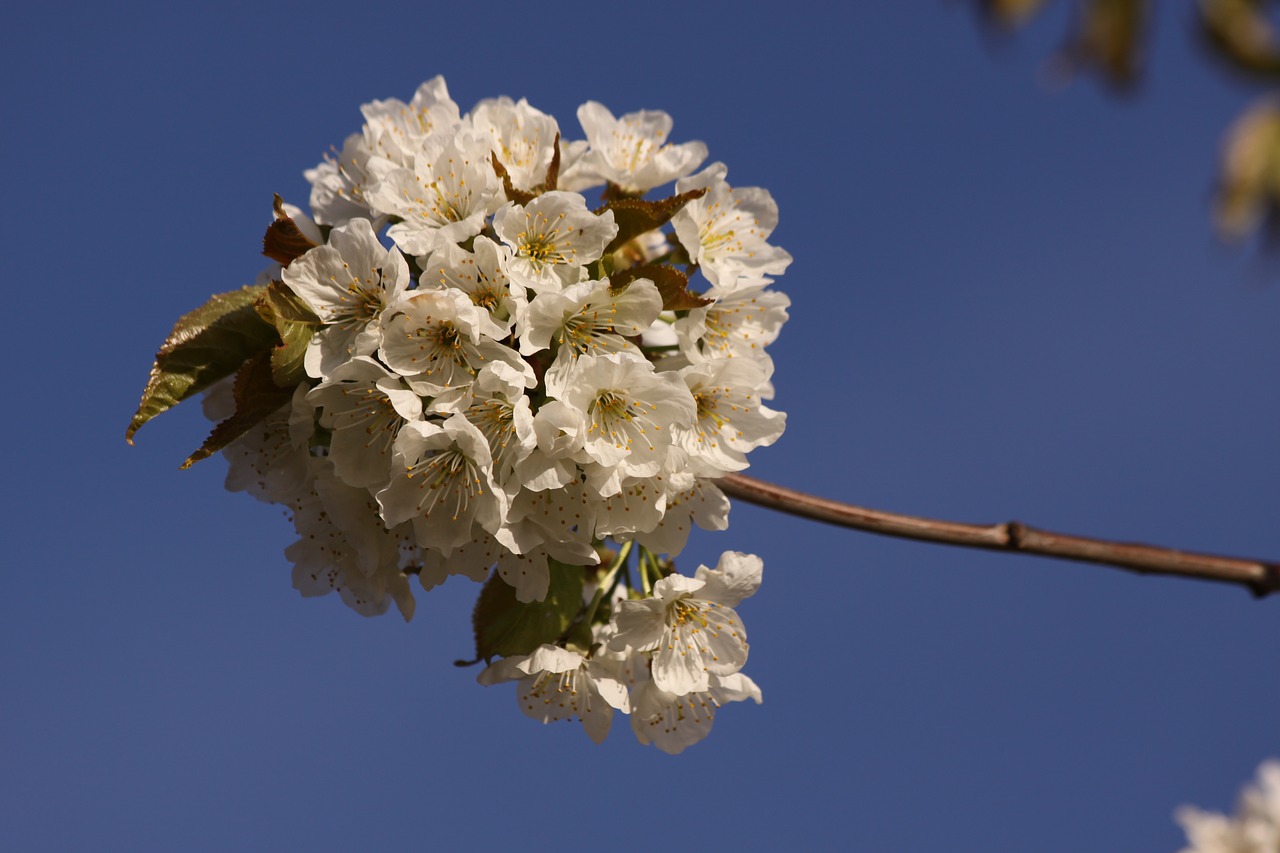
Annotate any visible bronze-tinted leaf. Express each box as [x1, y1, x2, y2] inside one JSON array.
[[491, 137, 561, 203], [1198, 0, 1280, 79], [597, 188, 707, 255], [610, 264, 712, 311], [472, 559, 585, 660], [600, 182, 646, 203], [491, 153, 537, 206], [543, 132, 561, 192], [262, 193, 319, 267], [180, 353, 295, 469], [127, 286, 276, 444]]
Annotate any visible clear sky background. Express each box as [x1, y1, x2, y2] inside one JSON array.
[[3, 2, 1278, 851]]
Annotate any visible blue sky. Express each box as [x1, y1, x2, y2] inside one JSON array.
[[3, 2, 1278, 850]]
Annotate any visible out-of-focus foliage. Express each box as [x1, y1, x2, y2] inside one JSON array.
[[1059, 0, 1149, 88], [1198, 0, 1280, 79], [974, 0, 1055, 29], [973, 0, 1149, 89], [1215, 98, 1280, 240], [969, 0, 1280, 252]]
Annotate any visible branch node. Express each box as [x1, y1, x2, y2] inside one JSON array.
[[1249, 563, 1280, 599], [1006, 521, 1028, 549]]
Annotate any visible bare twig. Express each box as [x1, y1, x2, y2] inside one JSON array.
[[718, 473, 1280, 597]]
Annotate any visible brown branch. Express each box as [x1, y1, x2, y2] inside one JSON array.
[[718, 473, 1280, 598]]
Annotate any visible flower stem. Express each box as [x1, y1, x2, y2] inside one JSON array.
[[584, 541, 633, 627]]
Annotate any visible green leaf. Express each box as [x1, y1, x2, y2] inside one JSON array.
[[472, 560, 586, 660], [126, 286, 277, 444], [254, 281, 319, 388], [254, 280, 317, 327], [597, 188, 706, 255], [181, 352, 295, 469], [262, 193, 318, 267], [610, 264, 712, 312], [270, 321, 314, 389]]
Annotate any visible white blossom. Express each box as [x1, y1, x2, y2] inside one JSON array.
[[208, 384, 312, 505], [672, 162, 792, 288], [416, 535, 504, 592], [380, 288, 529, 395], [478, 644, 631, 744], [511, 401, 590, 493], [419, 237, 522, 338], [282, 218, 410, 379], [555, 353, 696, 488], [305, 356, 421, 489], [630, 670, 761, 755], [635, 476, 730, 557], [367, 131, 499, 258], [592, 476, 669, 539], [468, 97, 561, 193], [359, 76, 461, 172], [377, 414, 506, 557], [576, 101, 707, 194], [305, 132, 378, 227], [609, 551, 761, 695], [1178, 762, 1280, 853], [673, 280, 790, 395], [287, 461, 417, 621], [519, 277, 663, 398], [499, 478, 600, 568], [305, 76, 460, 226], [460, 377, 536, 496], [675, 357, 786, 474], [492, 192, 617, 294]]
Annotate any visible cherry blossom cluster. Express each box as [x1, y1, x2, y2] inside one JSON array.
[[478, 549, 765, 754], [195, 76, 789, 751], [1177, 761, 1280, 853]]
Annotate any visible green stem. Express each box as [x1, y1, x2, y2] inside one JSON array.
[[637, 545, 656, 597], [582, 540, 633, 630]]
